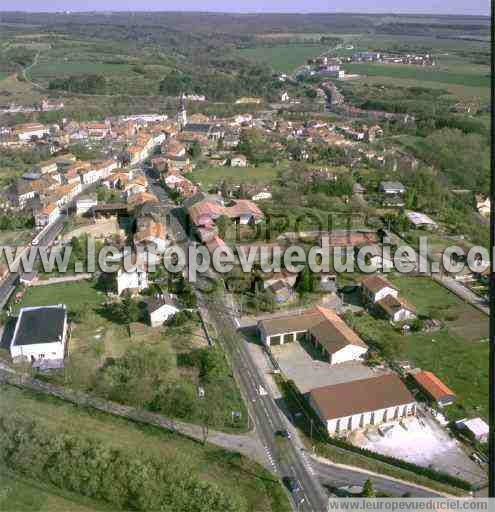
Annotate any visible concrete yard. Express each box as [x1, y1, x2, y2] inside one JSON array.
[[357, 411, 487, 486], [270, 340, 382, 394]]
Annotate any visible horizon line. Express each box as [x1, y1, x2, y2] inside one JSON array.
[[0, 9, 490, 17]]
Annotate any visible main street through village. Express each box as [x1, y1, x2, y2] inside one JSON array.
[[146, 169, 449, 510]]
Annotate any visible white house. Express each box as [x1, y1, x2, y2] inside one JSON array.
[[375, 295, 416, 323], [115, 265, 149, 295], [476, 196, 490, 217], [361, 275, 399, 304], [309, 374, 416, 435], [10, 305, 68, 364], [145, 295, 180, 327], [258, 306, 368, 365], [76, 194, 98, 216], [230, 154, 247, 167], [14, 123, 50, 142]]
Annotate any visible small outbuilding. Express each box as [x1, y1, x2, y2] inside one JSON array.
[[144, 296, 180, 327], [455, 418, 489, 443], [412, 370, 456, 407]]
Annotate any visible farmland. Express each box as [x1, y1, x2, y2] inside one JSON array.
[[235, 43, 329, 73], [28, 61, 135, 80], [343, 63, 490, 89]]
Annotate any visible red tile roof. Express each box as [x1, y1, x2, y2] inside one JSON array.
[[412, 371, 456, 402]]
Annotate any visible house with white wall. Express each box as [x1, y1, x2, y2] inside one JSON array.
[[10, 305, 68, 364], [115, 264, 149, 295], [145, 296, 180, 327], [361, 275, 399, 304]]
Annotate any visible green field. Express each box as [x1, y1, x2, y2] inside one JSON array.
[[0, 386, 289, 512], [0, 470, 108, 512], [350, 276, 488, 421], [189, 163, 282, 189], [343, 63, 490, 88], [236, 44, 329, 73], [29, 60, 134, 79]]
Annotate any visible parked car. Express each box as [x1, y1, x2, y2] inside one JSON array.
[[276, 429, 291, 439], [282, 477, 301, 493]]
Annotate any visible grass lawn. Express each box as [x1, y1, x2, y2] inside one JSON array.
[[14, 279, 106, 314], [189, 163, 282, 189], [0, 385, 289, 512], [389, 276, 488, 341], [0, 469, 109, 512], [235, 44, 329, 73], [349, 276, 488, 421], [0, 229, 32, 246]]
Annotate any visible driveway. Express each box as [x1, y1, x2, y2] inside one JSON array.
[[271, 340, 382, 394]]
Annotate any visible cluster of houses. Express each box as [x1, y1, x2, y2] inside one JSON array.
[[345, 51, 435, 66], [1, 116, 173, 229]]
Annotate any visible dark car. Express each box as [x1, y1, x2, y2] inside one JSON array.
[[283, 477, 301, 493], [276, 429, 292, 439]]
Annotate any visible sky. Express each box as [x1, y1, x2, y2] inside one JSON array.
[[0, 1, 490, 16]]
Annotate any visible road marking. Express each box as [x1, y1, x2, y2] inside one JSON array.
[[234, 318, 240, 327], [264, 445, 277, 469], [301, 452, 315, 475]]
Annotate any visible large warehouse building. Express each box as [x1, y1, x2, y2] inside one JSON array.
[[309, 374, 416, 435]]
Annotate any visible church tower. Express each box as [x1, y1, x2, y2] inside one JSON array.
[[177, 92, 187, 130]]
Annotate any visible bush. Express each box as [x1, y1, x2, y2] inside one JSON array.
[[0, 414, 244, 511]]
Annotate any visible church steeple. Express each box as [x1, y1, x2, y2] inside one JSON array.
[[177, 92, 187, 130]]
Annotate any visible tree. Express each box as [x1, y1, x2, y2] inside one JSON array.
[[189, 140, 202, 159], [122, 295, 141, 324], [296, 265, 315, 295], [362, 479, 376, 498], [216, 214, 232, 239]]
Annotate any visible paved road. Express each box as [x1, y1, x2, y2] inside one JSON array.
[[433, 275, 489, 316], [147, 169, 452, 508], [0, 216, 65, 308], [312, 457, 448, 497], [146, 172, 328, 511]]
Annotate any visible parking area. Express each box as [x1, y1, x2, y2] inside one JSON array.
[[270, 340, 381, 394], [356, 411, 487, 486]]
